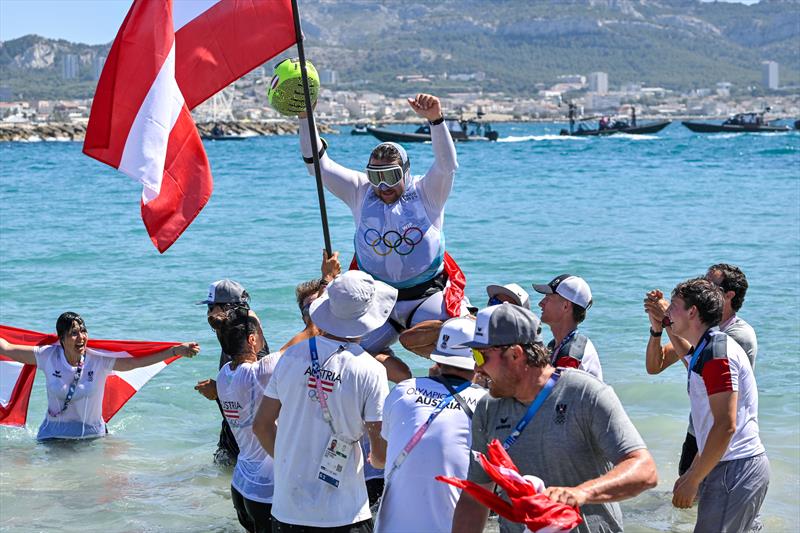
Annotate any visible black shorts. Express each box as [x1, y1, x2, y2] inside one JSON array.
[[271, 517, 374, 533], [678, 431, 698, 476], [365, 477, 384, 508], [231, 485, 272, 533]]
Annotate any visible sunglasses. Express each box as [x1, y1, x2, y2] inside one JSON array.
[[207, 302, 247, 312], [488, 296, 503, 306], [366, 164, 405, 188], [471, 345, 510, 367]]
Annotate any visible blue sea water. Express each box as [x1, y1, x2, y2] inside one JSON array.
[[1, 122, 798, 532]]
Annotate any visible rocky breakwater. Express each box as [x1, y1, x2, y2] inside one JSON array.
[[0, 120, 338, 142]]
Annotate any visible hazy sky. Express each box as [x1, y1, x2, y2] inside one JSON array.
[[0, 0, 761, 45]]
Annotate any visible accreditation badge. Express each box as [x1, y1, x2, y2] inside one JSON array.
[[317, 435, 353, 488]]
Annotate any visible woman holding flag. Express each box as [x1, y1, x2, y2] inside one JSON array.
[[298, 93, 470, 356], [0, 311, 199, 441]]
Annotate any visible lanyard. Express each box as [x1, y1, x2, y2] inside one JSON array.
[[503, 371, 560, 450], [51, 356, 84, 416], [551, 330, 577, 365], [433, 375, 474, 419], [687, 332, 711, 393], [386, 380, 472, 478], [309, 337, 337, 433]]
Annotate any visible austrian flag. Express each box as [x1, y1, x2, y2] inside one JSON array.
[[84, 0, 296, 252], [0, 325, 181, 427]]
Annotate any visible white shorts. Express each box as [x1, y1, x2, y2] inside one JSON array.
[[359, 287, 471, 354]]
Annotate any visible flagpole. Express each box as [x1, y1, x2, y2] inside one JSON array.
[[291, 0, 332, 257]]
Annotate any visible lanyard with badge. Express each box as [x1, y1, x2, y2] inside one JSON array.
[[502, 371, 561, 450], [49, 354, 84, 417], [386, 380, 472, 480], [551, 329, 577, 365], [374, 379, 472, 530], [309, 337, 353, 489], [686, 332, 711, 393]]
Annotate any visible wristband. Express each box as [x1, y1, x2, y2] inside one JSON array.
[[302, 138, 328, 164], [429, 116, 444, 126], [649, 328, 663, 338], [319, 278, 330, 287]]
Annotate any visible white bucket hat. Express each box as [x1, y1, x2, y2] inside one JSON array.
[[430, 317, 477, 370], [486, 283, 531, 310], [309, 270, 398, 339]]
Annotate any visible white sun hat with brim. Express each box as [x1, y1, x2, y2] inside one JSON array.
[[309, 270, 398, 339], [430, 317, 477, 370], [486, 283, 531, 310]]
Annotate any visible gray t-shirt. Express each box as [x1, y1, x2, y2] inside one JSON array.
[[724, 316, 758, 369], [468, 369, 647, 533]]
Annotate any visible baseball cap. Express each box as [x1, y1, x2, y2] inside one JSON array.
[[197, 279, 250, 305], [466, 303, 543, 348], [486, 283, 531, 310], [430, 317, 477, 370], [532, 274, 593, 309]]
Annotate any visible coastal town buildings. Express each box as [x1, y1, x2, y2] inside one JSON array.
[[763, 61, 779, 90]]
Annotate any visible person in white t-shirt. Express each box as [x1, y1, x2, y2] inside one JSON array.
[[0, 311, 199, 441], [533, 274, 602, 381], [644, 263, 758, 476], [661, 278, 768, 532], [254, 270, 397, 533], [375, 316, 487, 533], [195, 308, 280, 533]]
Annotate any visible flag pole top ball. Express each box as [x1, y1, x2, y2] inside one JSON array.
[[268, 58, 320, 116]]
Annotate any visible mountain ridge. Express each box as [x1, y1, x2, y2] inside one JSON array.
[[1, 0, 797, 100]]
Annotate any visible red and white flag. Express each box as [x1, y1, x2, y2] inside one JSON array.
[[84, 0, 296, 252], [0, 325, 181, 427]]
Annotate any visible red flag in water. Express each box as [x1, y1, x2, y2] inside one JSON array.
[[83, 0, 296, 252], [0, 325, 180, 427]]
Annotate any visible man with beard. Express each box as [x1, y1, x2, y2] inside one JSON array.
[[452, 303, 657, 533]]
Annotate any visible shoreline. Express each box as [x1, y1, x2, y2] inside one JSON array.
[[0, 120, 339, 143], [1, 115, 795, 142]]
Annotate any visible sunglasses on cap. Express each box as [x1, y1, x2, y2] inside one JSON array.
[[366, 164, 405, 188]]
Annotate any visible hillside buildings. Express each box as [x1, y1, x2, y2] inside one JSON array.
[[762, 61, 779, 90], [61, 54, 79, 80], [588, 72, 608, 95]]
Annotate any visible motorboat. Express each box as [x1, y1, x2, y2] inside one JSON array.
[[201, 124, 252, 141], [682, 112, 790, 133], [350, 123, 371, 135], [558, 104, 670, 136], [367, 117, 499, 143], [560, 120, 671, 136]]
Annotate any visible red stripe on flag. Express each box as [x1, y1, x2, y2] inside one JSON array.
[[140, 105, 213, 253], [102, 356, 180, 422], [83, 0, 174, 168], [175, 0, 296, 109], [102, 374, 138, 423], [0, 357, 36, 427]]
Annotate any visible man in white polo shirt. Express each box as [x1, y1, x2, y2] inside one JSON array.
[[254, 271, 397, 533], [661, 277, 768, 532], [644, 263, 758, 475], [533, 274, 602, 380], [376, 317, 487, 533]]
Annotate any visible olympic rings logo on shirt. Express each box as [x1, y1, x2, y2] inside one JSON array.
[[308, 389, 328, 402], [363, 227, 424, 256]]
